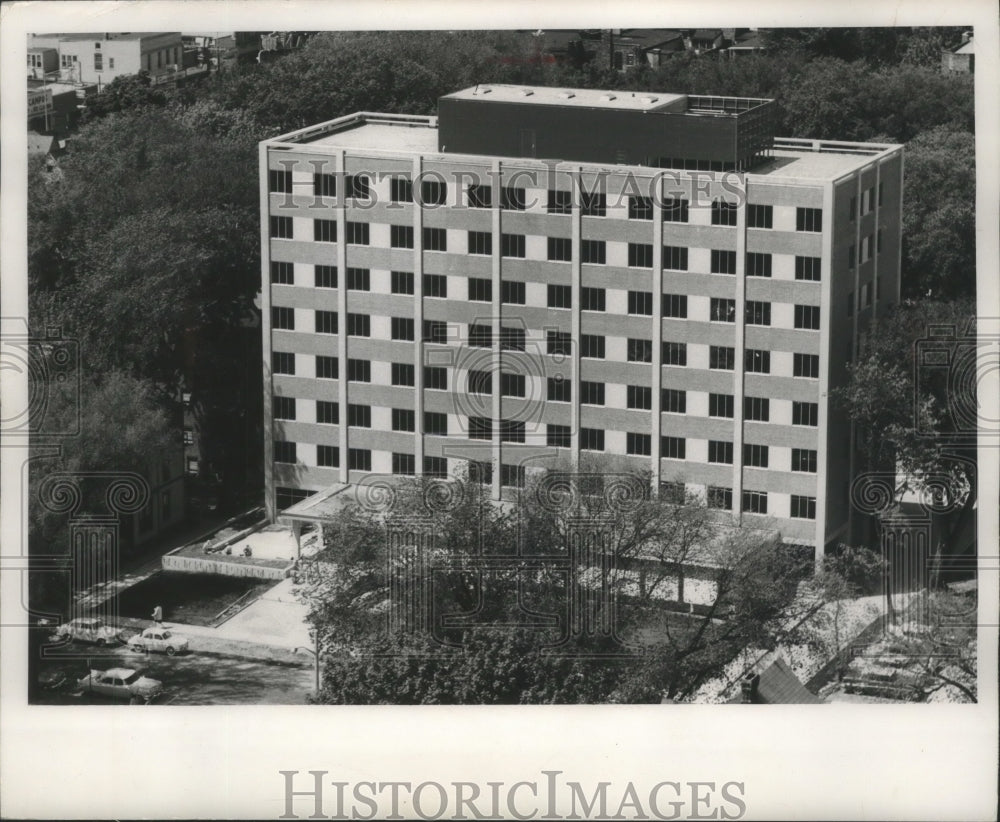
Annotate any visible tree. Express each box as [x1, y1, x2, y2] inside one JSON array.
[[81, 71, 167, 121]]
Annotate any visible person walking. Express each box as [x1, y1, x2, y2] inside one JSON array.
[[152, 605, 163, 626]]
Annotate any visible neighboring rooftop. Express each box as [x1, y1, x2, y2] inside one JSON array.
[[442, 84, 689, 113], [306, 119, 439, 152]]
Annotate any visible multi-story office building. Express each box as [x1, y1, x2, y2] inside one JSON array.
[[259, 84, 902, 557]]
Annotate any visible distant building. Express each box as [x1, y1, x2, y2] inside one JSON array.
[[27, 80, 80, 134], [604, 29, 685, 70], [725, 30, 766, 59], [941, 31, 974, 74], [28, 32, 184, 86], [687, 29, 724, 54]]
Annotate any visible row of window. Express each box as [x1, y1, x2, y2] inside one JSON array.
[[270, 171, 824, 232], [704, 487, 816, 518]]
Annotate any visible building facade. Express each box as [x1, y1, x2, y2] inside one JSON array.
[[29, 32, 184, 86], [259, 85, 903, 557]]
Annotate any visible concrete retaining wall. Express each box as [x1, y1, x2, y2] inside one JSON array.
[[161, 554, 291, 580]]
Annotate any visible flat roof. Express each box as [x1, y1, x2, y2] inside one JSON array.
[[752, 147, 894, 181], [442, 84, 687, 112], [307, 120, 439, 152]]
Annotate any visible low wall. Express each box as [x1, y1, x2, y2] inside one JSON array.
[[162, 554, 291, 580]]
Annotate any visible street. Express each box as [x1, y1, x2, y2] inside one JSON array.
[[32, 643, 315, 705]]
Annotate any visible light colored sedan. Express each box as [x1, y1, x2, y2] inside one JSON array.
[[127, 627, 190, 656], [52, 617, 121, 646], [77, 667, 163, 703]]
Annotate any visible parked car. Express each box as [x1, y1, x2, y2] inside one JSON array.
[[77, 668, 163, 703], [52, 617, 121, 646], [127, 627, 190, 656]]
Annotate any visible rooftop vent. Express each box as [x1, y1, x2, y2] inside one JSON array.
[[476, 87, 492, 95], [558, 91, 576, 99], [600, 94, 617, 102], [640, 96, 659, 104], [519, 89, 534, 97]]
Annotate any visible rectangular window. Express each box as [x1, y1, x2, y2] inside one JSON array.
[[795, 305, 821, 330], [793, 353, 820, 379], [423, 320, 447, 344], [849, 195, 857, 222], [347, 222, 370, 245], [274, 440, 296, 464], [628, 290, 653, 316], [500, 372, 526, 398], [661, 436, 686, 460], [708, 393, 734, 418], [392, 362, 414, 386], [346, 267, 370, 291], [860, 235, 873, 263], [500, 419, 526, 443], [500, 463, 525, 488], [317, 401, 339, 425], [347, 359, 372, 382], [501, 280, 526, 304], [273, 396, 296, 420], [746, 301, 771, 326], [391, 317, 414, 341], [420, 179, 446, 206], [711, 200, 738, 226], [94, 52, 103, 71], [468, 277, 492, 302], [468, 231, 492, 256], [547, 424, 571, 448], [547, 189, 572, 215], [500, 234, 526, 259], [627, 338, 652, 363], [581, 334, 605, 359], [346, 174, 370, 200], [710, 250, 737, 275], [581, 287, 606, 311], [849, 245, 856, 270], [313, 219, 336, 243], [629, 196, 654, 220], [392, 408, 415, 432], [710, 346, 735, 370], [469, 417, 492, 440], [628, 243, 653, 268], [315, 265, 337, 288], [270, 261, 294, 285], [710, 298, 736, 323], [796, 207, 822, 232], [861, 187, 874, 216], [467, 370, 492, 395], [424, 366, 448, 390], [346, 313, 369, 337], [392, 453, 415, 475], [792, 448, 818, 473], [707, 486, 733, 510], [746, 252, 772, 278], [547, 331, 571, 356], [795, 257, 821, 281], [663, 245, 688, 271], [742, 490, 768, 514], [547, 377, 571, 402], [423, 456, 448, 478], [581, 240, 606, 265], [627, 432, 652, 456], [627, 385, 652, 410], [272, 351, 295, 375], [744, 397, 769, 422], [390, 176, 413, 203], [792, 401, 819, 427], [391, 270, 414, 294], [423, 227, 447, 252], [469, 324, 491, 348], [348, 448, 371, 472], [580, 427, 605, 451], [500, 186, 526, 211], [316, 356, 339, 380], [581, 191, 606, 217], [547, 284, 571, 309], [314, 172, 336, 198], [500, 326, 526, 352], [878, 181, 884, 207], [847, 292, 855, 317], [467, 184, 492, 208], [390, 225, 414, 249], [790, 495, 817, 519], [580, 381, 605, 406], [662, 197, 689, 223], [424, 411, 448, 436], [272, 307, 295, 330], [318, 445, 340, 468], [270, 169, 292, 194], [662, 388, 686, 413], [743, 444, 769, 468], [660, 482, 685, 503], [877, 229, 883, 254], [747, 204, 773, 229], [662, 342, 687, 366], [271, 216, 293, 239], [547, 237, 572, 262], [661, 293, 688, 318], [423, 274, 447, 298], [745, 349, 770, 374], [347, 404, 371, 428]]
